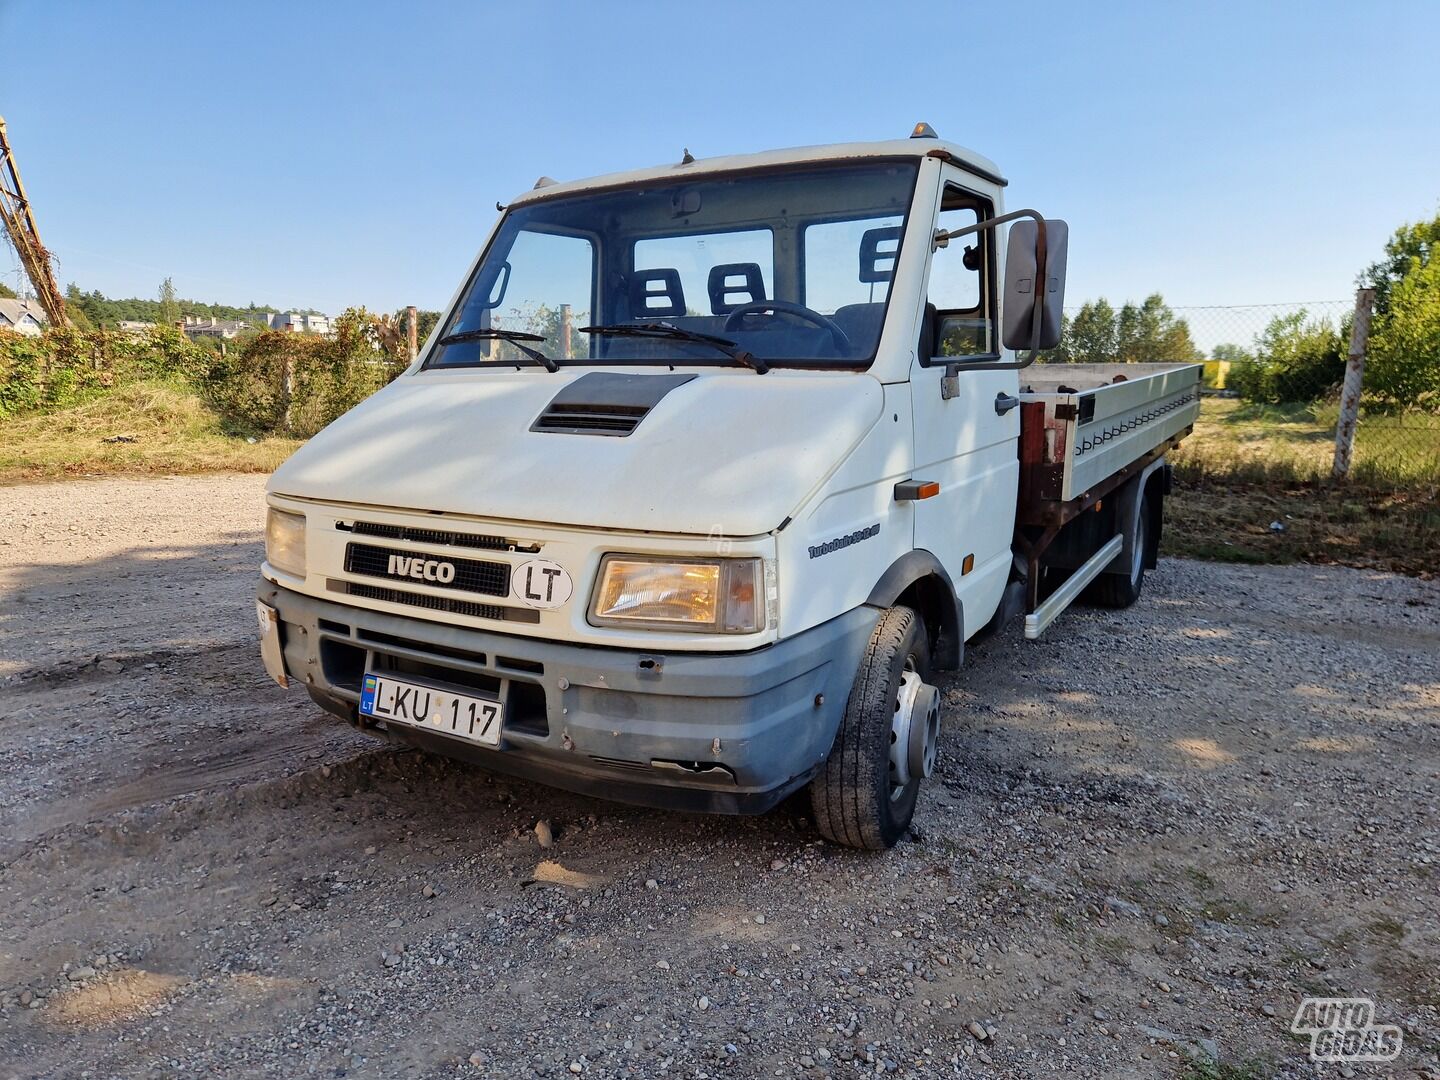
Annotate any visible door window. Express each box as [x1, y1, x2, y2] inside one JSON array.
[[927, 188, 995, 359]]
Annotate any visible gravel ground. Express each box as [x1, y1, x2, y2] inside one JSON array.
[[0, 475, 1437, 1080]]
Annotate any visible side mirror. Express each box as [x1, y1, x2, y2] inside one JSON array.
[[1001, 220, 1068, 351]]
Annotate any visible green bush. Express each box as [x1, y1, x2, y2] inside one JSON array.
[[1, 309, 405, 435], [1367, 254, 1440, 408], [196, 308, 404, 436], [1230, 310, 1346, 405], [0, 324, 210, 419]]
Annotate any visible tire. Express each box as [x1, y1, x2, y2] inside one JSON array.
[[810, 605, 936, 850], [1085, 493, 1150, 608]]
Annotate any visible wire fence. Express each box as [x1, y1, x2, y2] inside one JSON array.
[[1042, 296, 1440, 490]]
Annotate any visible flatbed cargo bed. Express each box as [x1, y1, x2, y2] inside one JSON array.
[[1018, 362, 1202, 504]]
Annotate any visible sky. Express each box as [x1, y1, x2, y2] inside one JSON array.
[[3, 0, 1438, 320]]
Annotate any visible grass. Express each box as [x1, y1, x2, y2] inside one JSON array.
[[1163, 477, 1439, 577], [1173, 396, 1440, 489], [1181, 867, 1217, 891], [0, 380, 301, 483], [1, 381, 1434, 577], [1177, 1057, 1273, 1080], [1367, 915, 1406, 942], [1092, 933, 1133, 964]]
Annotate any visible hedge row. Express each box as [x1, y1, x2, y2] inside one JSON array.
[[0, 309, 407, 437]]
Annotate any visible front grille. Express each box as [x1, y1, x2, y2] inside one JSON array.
[[589, 755, 648, 772], [331, 581, 540, 624], [341, 520, 538, 553], [340, 581, 512, 621], [344, 542, 509, 597], [357, 628, 488, 667]]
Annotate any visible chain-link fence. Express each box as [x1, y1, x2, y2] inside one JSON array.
[[1041, 296, 1440, 489]]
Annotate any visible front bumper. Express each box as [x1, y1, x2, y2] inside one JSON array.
[[257, 580, 878, 814]]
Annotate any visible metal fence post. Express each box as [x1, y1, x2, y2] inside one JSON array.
[[1332, 288, 1375, 480]]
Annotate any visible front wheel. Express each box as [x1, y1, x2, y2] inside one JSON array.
[[810, 605, 940, 850]]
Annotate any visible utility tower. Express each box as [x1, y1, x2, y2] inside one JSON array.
[[0, 115, 69, 327]]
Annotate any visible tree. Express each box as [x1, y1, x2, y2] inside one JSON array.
[[54, 283, 306, 327], [413, 309, 441, 346], [0, 281, 16, 299], [1046, 294, 1200, 364], [1064, 299, 1118, 363], [1360, 213, 1439, 317], [1361, 211, 1440, 408], [1211, 343, 1253, 363], [1228, 310, 1345, 404], [157, 277, 180, 327], [1114, 294, 1202, 363], [1368, 252, 1440, 407]]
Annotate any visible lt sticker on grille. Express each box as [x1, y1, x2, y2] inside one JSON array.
[[510, 559, 573, 609]]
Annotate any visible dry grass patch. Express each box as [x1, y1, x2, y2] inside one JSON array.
[[1163, 477, 1439, 576], [0, 380, 300, 483]]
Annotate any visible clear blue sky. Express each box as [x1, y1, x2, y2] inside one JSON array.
[[3, 0, 1437, 316]]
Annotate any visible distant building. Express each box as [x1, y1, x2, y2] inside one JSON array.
[[267, 311, 332, 335], [0, 298, 46, 336], [181, 315, 252, 340], [116, 320, 157, 336]]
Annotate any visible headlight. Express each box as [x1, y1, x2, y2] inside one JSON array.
[[590, 556, 764, 633], [265, 508, 306, 578]]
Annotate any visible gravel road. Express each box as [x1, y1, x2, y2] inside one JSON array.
[[1, 476, 1437, 1080]]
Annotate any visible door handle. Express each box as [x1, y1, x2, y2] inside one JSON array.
[[994, 393, 1021, 416]]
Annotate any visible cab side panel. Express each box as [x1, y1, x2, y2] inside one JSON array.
[[776, 382, 915, 640]]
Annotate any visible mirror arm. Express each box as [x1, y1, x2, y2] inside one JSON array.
[[935, 208, 1050, 374]]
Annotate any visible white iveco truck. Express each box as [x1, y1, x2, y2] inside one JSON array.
[[257, 126, 1201, 849]]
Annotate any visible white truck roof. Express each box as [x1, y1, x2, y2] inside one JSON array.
[[507, 137, 1007, 207]]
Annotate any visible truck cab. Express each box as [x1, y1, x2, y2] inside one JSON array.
[[257, 127, 1199, 848]]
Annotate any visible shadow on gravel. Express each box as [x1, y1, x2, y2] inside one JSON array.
[[0, 531, 261, 680]]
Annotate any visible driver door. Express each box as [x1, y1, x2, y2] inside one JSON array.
[[908, 174, 1019, 638]]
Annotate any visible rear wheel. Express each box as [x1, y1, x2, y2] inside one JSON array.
[[810, 605, 940, 850], [1085, 494, 1150, 608]]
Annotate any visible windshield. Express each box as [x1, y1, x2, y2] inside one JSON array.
[[427, 160, 920, 370]]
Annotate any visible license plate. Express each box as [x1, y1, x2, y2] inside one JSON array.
[[359, 672, 503, 747]]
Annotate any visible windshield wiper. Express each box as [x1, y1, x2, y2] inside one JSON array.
[[434, 328, 559, 373], [579, 323, 769, 374]]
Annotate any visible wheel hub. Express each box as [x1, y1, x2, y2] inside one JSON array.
[[889, 665, 941, 799]]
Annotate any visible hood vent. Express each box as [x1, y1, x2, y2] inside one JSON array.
[[531, 372, 696, 437], [533, 401, 648, 435]]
